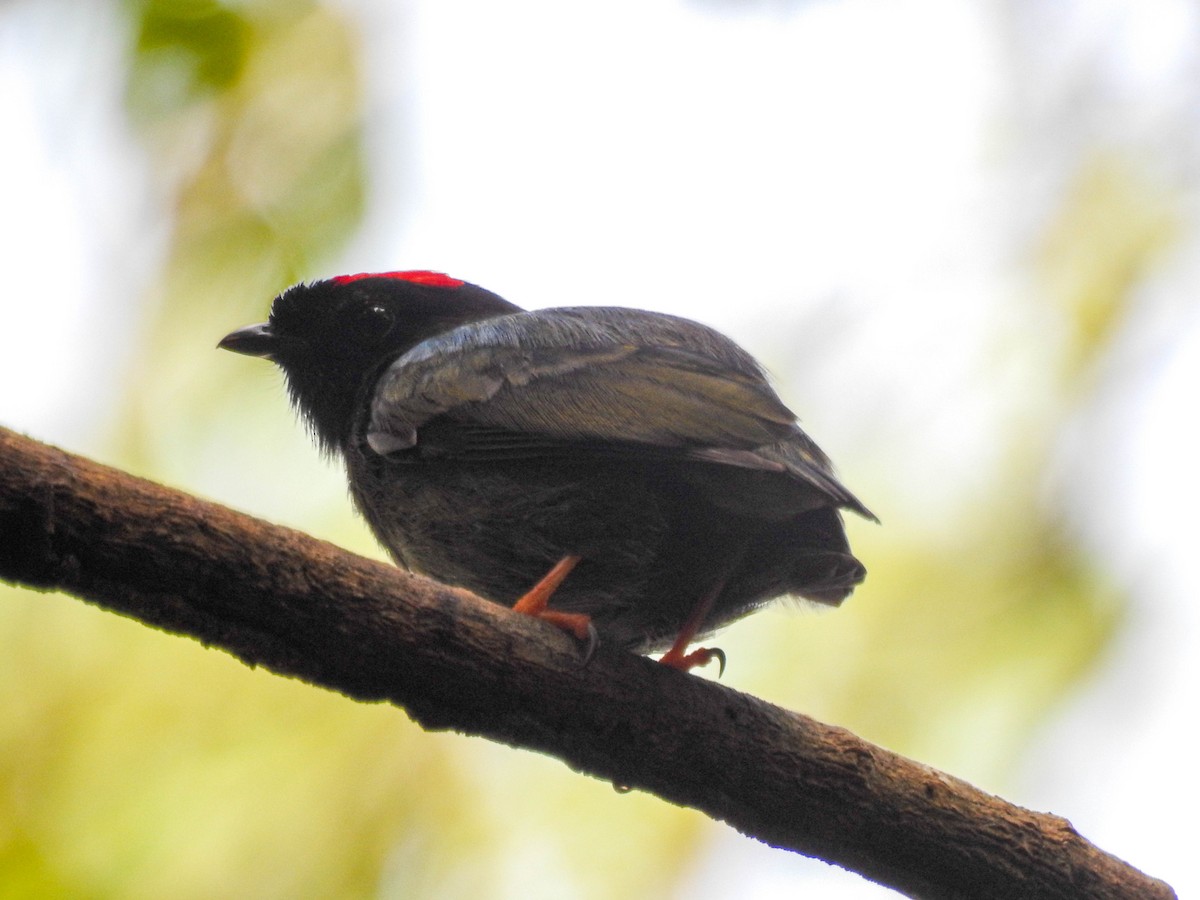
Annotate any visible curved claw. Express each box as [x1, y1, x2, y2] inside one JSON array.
[[581, 622, 600, 666], [709, 647, 727, 679]]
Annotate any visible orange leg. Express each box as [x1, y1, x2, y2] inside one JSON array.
[[659, 548, 746, 676], [512, 556, 596, 654], [658, 582, 726, 675]]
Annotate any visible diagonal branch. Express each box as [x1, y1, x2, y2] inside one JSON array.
[[0, 425, 1175, 900]]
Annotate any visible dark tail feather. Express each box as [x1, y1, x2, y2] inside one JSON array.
[[786, 507, 867, 606]]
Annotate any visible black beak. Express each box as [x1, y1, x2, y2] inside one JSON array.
[[218, 323, 278, 359]]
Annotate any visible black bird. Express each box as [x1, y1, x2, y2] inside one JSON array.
[[219, 270, 874, 671]]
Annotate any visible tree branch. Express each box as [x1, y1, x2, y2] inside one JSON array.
[[0, 425, 1175, 899]]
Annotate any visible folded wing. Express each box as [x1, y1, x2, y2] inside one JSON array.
[[368, 306, 873, 519]]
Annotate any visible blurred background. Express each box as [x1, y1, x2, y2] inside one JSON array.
[[1, 0, 1197, 896]]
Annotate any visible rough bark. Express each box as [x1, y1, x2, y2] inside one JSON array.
[[0, 425, 1176, 899]]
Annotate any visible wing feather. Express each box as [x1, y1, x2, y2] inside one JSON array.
[[369, 307, 796, 452], [367, 306, 874, 518]]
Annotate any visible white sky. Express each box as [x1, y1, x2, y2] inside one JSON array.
[[2, 0, 1198, 896]]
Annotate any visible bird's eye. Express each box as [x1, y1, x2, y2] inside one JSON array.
[[348, 303, 395, 343]]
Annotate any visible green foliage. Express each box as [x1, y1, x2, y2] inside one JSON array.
[[115, 0, 366, 487], [1039, 155, 1176, 381], [128, 0, 251, 110]]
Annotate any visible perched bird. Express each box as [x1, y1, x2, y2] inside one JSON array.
[[219, 270, 874, 671]]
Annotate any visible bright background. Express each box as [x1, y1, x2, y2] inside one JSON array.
[[2, 0, 1197, 897]]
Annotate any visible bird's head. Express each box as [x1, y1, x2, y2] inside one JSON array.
[[219, 270, 520, 454]]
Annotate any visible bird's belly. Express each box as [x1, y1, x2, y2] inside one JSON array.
[[348, 453, 743, 646], [345, 449, 861, 652]]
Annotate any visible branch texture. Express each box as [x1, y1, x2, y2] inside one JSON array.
[[0, 426, 1175, 900]]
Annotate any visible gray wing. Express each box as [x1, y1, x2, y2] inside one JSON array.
[[367, 306, 873, 517]]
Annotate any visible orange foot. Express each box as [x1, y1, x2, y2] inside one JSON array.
[[512, 555, 598, 662], [656, 574, 730, 677], [658, 645, 727, 677]]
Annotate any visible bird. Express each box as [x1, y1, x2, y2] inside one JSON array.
[[219, 270, 874, 672]]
